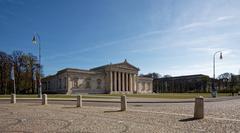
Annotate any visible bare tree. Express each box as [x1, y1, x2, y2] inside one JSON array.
[[0, 50, 39, 94]]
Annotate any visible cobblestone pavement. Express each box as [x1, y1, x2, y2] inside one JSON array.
[[0, 99, 240, 133]]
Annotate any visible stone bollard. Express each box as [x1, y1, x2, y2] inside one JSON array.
[[77, 95, 82, 108], [194, 96, 204, 119], [11, 94, 16, 104], [121, 95, 127, 111], [42, 94, 48, 105]]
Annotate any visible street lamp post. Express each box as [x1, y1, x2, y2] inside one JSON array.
[[212, 51, 223, 98], [32, 32, 42, 98]]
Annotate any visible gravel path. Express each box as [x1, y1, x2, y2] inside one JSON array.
[[0, 99, 240, 133]]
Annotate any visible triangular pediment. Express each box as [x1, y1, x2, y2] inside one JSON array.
[[90, 59, 139, 72], [111, 60, 139, 71]]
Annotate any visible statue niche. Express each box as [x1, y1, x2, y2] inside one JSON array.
[[85, 77, 91, 89], [96, 79, 102, 89]]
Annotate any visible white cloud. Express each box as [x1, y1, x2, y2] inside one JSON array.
[[189, 47, 233, 55], [178, 22, 208, 31], [178, 15, 236, 31], [216, 16, 235, 21]]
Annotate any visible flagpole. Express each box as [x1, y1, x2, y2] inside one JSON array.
[[11, 65, 16, 94], [32, 32, 42, 98], [13, 75, 16, 94]]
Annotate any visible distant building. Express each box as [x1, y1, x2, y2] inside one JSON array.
[[42, 60, 153, 94], [153, 74, 211, 93]]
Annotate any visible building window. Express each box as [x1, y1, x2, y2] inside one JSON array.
[[59, 79, 62, 89], [64, 77, 67, 89], [48, 81, 50, 90], [142, 82, 145, 91], [86, 81, 90, 89], [97, 79, 102, 89]]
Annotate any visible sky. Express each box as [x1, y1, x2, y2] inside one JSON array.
[[0, 0, 240, 77]]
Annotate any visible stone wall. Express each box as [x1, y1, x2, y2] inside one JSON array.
[[67, 73, 105, 94], [42, 70, 106, 94], [137, 77, 153, 93]]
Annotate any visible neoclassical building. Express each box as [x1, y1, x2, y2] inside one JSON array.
[[42, 60, 153, 94]]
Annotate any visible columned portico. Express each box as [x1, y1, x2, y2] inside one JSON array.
[[109, 71, 137, 93]]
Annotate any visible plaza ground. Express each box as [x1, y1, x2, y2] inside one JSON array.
[[0, 96, 240, 132]]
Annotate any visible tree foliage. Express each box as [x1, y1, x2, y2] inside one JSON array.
[[163, 75, 172, 78], [0, 50, 41, 94], [141, 72, 162, 79], [218, 72, 240, 93]]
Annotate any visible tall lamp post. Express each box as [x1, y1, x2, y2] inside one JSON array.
[[212, 51, 223, 98], [32, 32, 42, 98]]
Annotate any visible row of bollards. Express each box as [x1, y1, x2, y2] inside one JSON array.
[[10, 94, 128, 111], [10, 93, 203, 118]]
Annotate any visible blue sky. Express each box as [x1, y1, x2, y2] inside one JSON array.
[[0, 0, 240, 77]]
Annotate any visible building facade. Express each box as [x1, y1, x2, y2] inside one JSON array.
[[42, 60, 153, 94], [153, 74, 212, 93]]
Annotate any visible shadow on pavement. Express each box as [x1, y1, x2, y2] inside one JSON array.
[[104, 110, 123, 113], [62, 106, 78, 109], [179, 117, 201, 122]]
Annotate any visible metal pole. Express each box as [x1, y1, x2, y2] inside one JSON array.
[[212, 53, 216, 97], [13, 75, 16, 94], [12, 65, 16, 94], [34, 33, 42, 98], [212, 51, 222, 98]]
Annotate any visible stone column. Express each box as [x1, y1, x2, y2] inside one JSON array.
[[133, 74, 137, 93], [110, 71, 113, 93], [135, 74, 137, 92], [118, 72, 121, 92], [114, 71, 117, 92], [126, 73, 129, 92], [122, 72, 125, 92], [129, 74, 132, 93]]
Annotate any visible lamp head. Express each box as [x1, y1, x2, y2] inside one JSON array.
[[220, 52, 223, 59], [32, 35, 37, 44]]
